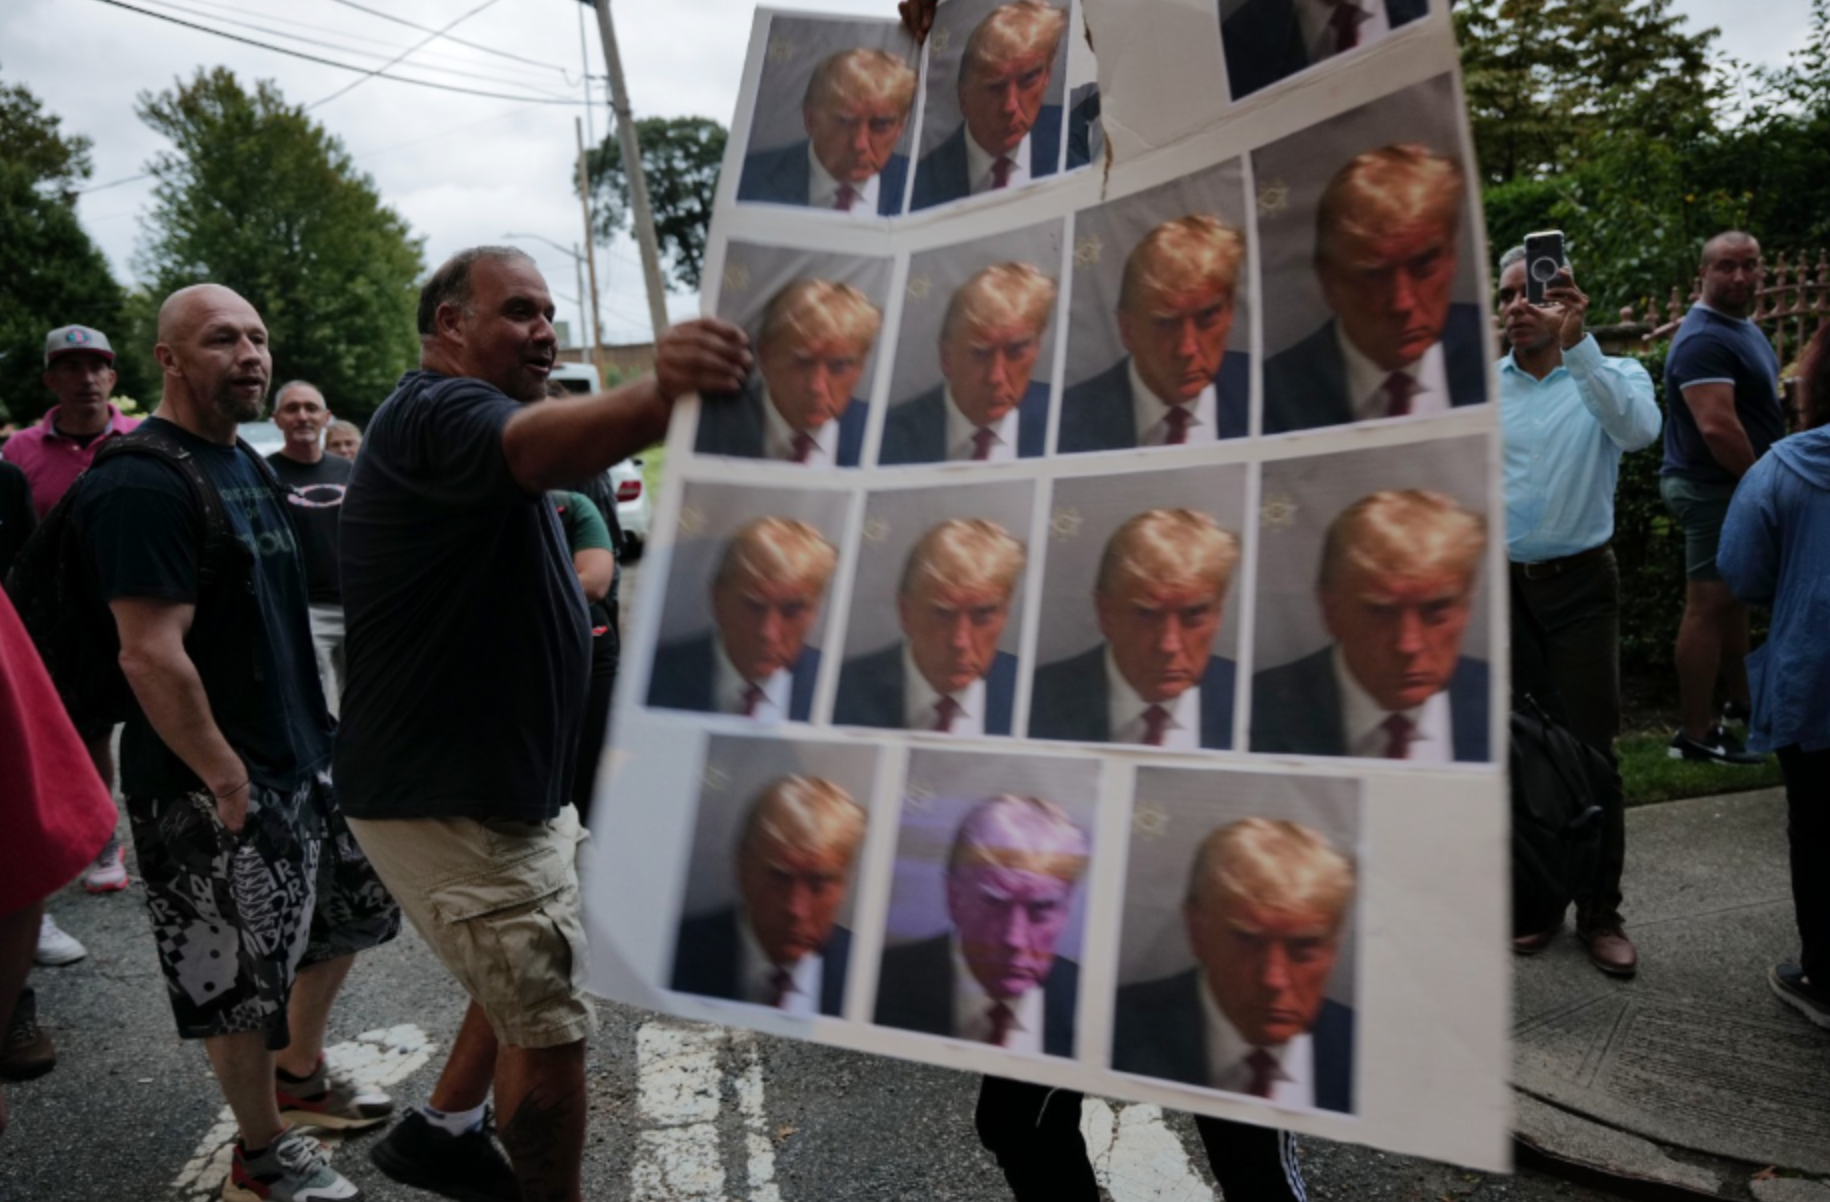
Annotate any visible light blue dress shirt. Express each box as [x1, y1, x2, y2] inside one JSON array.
[[1501, 335, 1661, 562]]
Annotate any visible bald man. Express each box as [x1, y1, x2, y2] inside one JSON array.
[[1263, 143, 1488, 433], [911, 1, 1085, 210], [1251, 490, 1491, 761], [1060, 214, 1251, 453], [671, 776, 866, 1017], [880, 263, 1056, 465], [70, 285, 399, 1201], [740, 47, 917, 217]]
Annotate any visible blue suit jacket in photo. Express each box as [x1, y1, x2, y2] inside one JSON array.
[[1111, 968, 1355, 1113], [873, 932, 1078, 1057], [1056, 354, 1250, 455], [1249, 646, 1491, 761], [1222, 0, 1430, 99], [877, 382, 1049, 466], [1027, 645, 1236, 749], [909, 104, 1064, 211], [831, 644, 1018, 734], [670, 907, 851, 1018], [646, 633, 821, 722], [736, 141, 911, 217], [1262, 305, 1489, 434], [694, 375, 869, 468]]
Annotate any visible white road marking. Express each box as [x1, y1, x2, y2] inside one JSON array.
[[171, 1023, 435, 1200], [631, 1022, 727, 1201], [1082, 1098, 1218, 1202], [732, 1031, 783, 1202]]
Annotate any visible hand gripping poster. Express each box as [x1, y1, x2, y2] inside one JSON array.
[[587, 0, 1510, 1170]]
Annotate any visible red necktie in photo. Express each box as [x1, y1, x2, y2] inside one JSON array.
[[1382, 370, 1419, 418], [835, 183, 859, 212], [988, 1001, 1015, 1046], [932, 695, 961, 732], [1247, 1048, 1278, 1098], [991, 155, 1015, 189], [1327, 0, 1368, 53], [742, 683, 767, 717], [1143, 704, 1171, 746], [1381, 712, 1415, 759], [1163, 405, 1195, 445], [790, 431, 818, 463], [970, 426, 997, 460], [768, 967, 793, 1008]]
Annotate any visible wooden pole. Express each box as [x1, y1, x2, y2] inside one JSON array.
[[574, 116, 607, 381]]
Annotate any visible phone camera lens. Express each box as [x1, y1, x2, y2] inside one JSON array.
[[1530, 257, 1560, 283]]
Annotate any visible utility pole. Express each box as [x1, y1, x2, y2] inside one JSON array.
[[583, 0, 670, 339], [573, 116, 607, 379], [571, 241, 587, 359]]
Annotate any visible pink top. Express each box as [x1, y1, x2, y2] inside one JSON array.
[[1, 403, 141, 518]]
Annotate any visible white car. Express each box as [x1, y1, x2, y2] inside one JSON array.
[[238, 419, 286, 458], [550, 363, 651, 561]]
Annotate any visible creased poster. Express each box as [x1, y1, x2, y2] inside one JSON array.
[[586, 0, 1509, 1170]]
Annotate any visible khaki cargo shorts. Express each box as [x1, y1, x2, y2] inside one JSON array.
[[347, 806, 595, 1048]]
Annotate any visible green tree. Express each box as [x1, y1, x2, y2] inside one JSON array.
[[584, 116, 726, 292], [0, 72, 140, 425], [134, 68, 424, 424]]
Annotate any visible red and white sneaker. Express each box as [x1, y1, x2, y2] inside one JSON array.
[[84, 838, 129, 893]]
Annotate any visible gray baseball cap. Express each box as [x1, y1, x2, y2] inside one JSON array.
[[44, 325, 115, 366]]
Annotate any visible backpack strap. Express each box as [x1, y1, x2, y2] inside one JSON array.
[[91, 427, 236, 593]]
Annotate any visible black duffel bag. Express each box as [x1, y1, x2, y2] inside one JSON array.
[[1510, 694, 1609, 938]]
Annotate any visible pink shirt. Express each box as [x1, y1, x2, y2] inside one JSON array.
[[1, 403, 141, 517]]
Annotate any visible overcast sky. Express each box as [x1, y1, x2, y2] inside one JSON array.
[[3, 0, 1814, 349]]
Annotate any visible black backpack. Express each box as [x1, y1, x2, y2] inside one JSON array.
[[3, 425, 250, 735], [1509, 693, 1609, 937]]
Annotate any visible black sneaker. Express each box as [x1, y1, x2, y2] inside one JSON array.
[[370, 1108, 519, 1202], [1770, 963, 1830, 1029], [1667, 728, 1765, 765]]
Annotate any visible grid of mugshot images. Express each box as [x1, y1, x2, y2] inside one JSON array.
[[732, 0, 1437, 223], [666, 733, 1364, 1114]]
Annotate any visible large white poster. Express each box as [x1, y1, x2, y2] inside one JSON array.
[[587, 0, 1510, 1170]]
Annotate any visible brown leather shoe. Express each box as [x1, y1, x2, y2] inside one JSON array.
[[1578, 924, 1638, 977], [0, 1009, 55, 1082], [1512, 923, 1560, 955]]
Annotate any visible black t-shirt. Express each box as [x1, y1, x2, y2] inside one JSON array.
[[0, 459, 35, 581], [74, 418, 333, 796], [266, 450, 352, 605], [336, 370, 590, 823]]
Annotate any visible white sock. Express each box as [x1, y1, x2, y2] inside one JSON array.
[[420, 1101, 487, 1136]]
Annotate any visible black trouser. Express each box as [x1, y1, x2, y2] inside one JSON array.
[[1510, 549, 1626, 924], [1776, 746, 1830, 985], [571, 595, 621, 829], [976, 1077, 1305, 1202]]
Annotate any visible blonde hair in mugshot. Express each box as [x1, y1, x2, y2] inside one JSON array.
[[805, 47, 919, 115], [758, 279, 884, 361], [713, 517, 840, 595], [738, 774, 867, 863], [1119, 214, 1246, 314], [940, 262, 1058, 346], [1317, 489, 1486, 594], [899, 518, 1026, 600], [1095, 508, 1242, 599], [1314, 143, 1464, 268], [947, 794, 1090, 884], [1185, 817, 1355, 928], [960, 0, 1069, 80]]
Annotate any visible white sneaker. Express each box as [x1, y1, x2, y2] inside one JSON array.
[[84, 836, 129, 894], [35, 914, 86, 967]]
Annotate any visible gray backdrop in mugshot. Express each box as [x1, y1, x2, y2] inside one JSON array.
[[888, 218, 1067, 408], [1118, 766, 1360, 1006], [915, 0, 1071, 163], [1063, 158, 1251, 389], [676, 733, 882, 923], [1035, 463, 1248, 665], [745, 16, 920, 161], [884, 747, 1099, 954], [1252, 74, 1483, 356], [844, 478, 1038, 658], [654, 480, 852, 646], [1253, 433, 1491, 670]]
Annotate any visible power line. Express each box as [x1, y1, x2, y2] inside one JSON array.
[[130, 0, 575, 96], [318, 0, 569, 75], [86, 0, 588, 106], [308, 0, 506, 111]]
